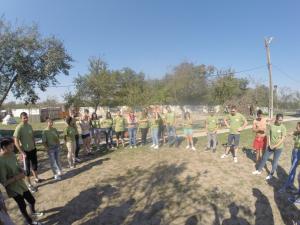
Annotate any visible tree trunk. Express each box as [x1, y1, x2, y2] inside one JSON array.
[[0, 75, 18, 108]]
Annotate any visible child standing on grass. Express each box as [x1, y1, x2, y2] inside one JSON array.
[[183, 111, 196, 151], [114, 111, 126, 148], [42, 118, 62, 181], [0, 138, 43, 225], [64, 117, 76, 169], [279, 122, 300, 193], [150, 109, 160, 150], [252, 110, 268, 164], [205, 109, 219, 152]]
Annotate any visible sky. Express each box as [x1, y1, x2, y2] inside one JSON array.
[[1, 0, 300, 102]]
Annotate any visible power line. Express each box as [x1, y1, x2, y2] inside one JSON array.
[[47, 65, 266, 87], [273, 64, 300, 83]]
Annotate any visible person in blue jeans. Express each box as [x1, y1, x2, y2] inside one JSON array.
[[127, 110, 137, 148], [165, 106, 178, 147], [150, 110, 160, 150], [279, 122, 300, 193], [42, 118, 62, 180], [252, 114, 287, 180]]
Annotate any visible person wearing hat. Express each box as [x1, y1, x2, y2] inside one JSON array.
[[205, 109, 219, 152]]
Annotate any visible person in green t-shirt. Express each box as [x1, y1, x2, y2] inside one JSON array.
[[150, 109, 160, 149], [253, 113, 287, 180], [101, 112, 114, 149], [183, 111, 196, 151], [13, 112, 42, 193], [165, 106, 179, 147], [205, 109, 219, 152], [90, 113, 101, 150], [139, 109, 149, 146], [279, 122, 300, 193], [70, 110, 81, 163], [0, 138, 43, 225], [221, 105, 248, 163], [113, 111, 126, 148], [64, 116, 77, 169], [42, 117, 62, 180]]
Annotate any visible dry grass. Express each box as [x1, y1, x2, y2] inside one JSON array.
[[2, 121, 300, 225]]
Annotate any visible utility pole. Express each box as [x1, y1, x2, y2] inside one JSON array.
[[265, 37, 274, 119]]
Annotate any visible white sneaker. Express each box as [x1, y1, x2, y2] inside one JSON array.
[[134, 146, 137, 149], [32, 212, 44, 217], [154, 145, 159, 149], [57, 170, 62, 176], [233, 157, 238, 163], [54, 175, 62, 181], [191, 146, 196, 151], [150, 144, 155, 148], [130, 146, 133, 149], [252, 170, 262, 175], [221, 154, 228, 159], [266, 174, 273, 180], [186, 145, 190, 149]]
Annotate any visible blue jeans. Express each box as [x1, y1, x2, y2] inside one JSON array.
[[284, 148, 300, 188], [104, 128, 113, 145], [48, 145, 62, 175], [152, 128, 159, 146], [258, 147, 282, 175], [167, 125, 178, 145], [128, 127, 137, 146]]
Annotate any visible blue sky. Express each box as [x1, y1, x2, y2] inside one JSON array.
[[1, 0, 300, 102]]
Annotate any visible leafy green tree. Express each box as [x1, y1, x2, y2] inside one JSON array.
[[212, 71, 249, 105], [0, 18, 72, 107]]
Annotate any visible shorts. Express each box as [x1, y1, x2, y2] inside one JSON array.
[[227, 134, 240, 147], [23, 148, 38, 176], [184, 128, 193, 136], [81, 133, 91, 139], [253, 136, 267, 150], [115, 131, 125, 139]]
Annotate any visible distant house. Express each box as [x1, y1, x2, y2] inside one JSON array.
[[11, 107, 63, 122]]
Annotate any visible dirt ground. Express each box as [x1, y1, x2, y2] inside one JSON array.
[[3, 121, 300, 225]]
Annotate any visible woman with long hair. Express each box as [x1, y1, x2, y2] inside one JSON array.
[[90, 112, 101, 150], [139, 109, 149, 146], [101, 112, 114, 149], [79, 109, 92, 155], [183, 111, 196, 151], [127, 110, 137, 148]]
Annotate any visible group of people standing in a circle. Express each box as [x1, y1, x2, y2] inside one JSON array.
[[0, 104, 300, 225]]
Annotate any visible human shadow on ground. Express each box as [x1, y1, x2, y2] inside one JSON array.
[[37, 157, 110, 188], [243, 147, 300, 225], [210, 202, 252, 225], [43, 162, 253, 225], [253, 188, 274, 225]]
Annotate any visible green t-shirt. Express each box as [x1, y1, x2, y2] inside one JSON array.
[[64, 126, 76, 143], [13, 123, 35, 152], [150, 118, 159, 128], [0, 152, 28, 198], [42, 127, 60, 147], [114, 116, 126, 132], [269, 124, 287, 149], [139, 116, 149, 129], [183, 118, 193, 129], [166, 112, 175, 126], [226, 113, 246, 134], [101, 118, 113, 129], [206, 116, 218, 132], [294, 133, 300, 149], [91, 119, 100, 129]]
